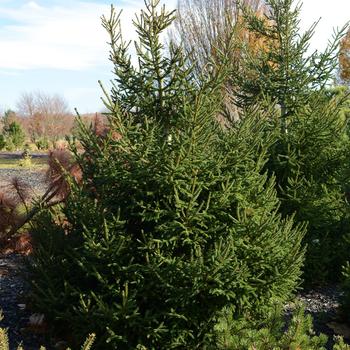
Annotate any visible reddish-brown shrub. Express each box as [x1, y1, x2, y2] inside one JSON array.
[[46, 149, 82, 200]]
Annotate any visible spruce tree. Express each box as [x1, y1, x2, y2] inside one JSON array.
[[230, 0, 350, 283], [29, 1, 305, 348], [232, 0, 347, 124], [5, 121, 26, 149]]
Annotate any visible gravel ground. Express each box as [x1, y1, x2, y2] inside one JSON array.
[[0, 151, 48, 198], [0, 167, 50, 349], [0, 254, 51, 349], [295, 286, 345, 349], [0, 168, 47, 198]]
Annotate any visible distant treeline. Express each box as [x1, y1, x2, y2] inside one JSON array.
[[0, 91, 104, 150]]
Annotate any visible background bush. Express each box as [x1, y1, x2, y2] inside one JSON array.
[[35, 137, 50, 150], [0, 134, 5, 150], [4, 121, 26, 150]]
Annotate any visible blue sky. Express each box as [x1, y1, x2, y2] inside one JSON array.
[[0, 0, 349, 114]]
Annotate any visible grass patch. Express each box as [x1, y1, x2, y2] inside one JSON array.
[[0, 157, 47, 169]]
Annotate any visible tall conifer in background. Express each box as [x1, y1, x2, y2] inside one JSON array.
[[229, 0, 350, 283], [29, 1, 305, 348], [232, 0, 346, 118]]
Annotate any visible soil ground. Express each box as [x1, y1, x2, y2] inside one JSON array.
[[0, 152, 48, 197]]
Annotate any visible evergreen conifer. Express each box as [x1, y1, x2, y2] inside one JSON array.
[[231, 0, 350, 283], [29, 1, 305, 348]]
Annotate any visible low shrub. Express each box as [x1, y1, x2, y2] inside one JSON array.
[[4, 121, 26, 150], [18, 152, 32, 168], [0, 325, 95, 350], [53, 139, 69, 149], [24, 143, 38, 152], [35, 137, 49, 150], [211, 304, 350, 349], [5, 138, 15, 151]]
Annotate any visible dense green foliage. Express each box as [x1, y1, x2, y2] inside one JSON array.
[[22, 0, 350, 348], [232, 0, 346, 115], [29, 1, 306, 348], [267, 92, 350, 283], [230, 0, 350, 284], [4, 121, 26, 150], [0, 134, 5, 150], [35, 137, 50, 150], [212, 304, 350, 350], [1, 110, 22, 150], [2, 308, 350, 350]]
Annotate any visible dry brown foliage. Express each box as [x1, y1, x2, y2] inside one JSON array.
[[2, 232, 33, 255], [0, 177, 34, 239], [0, 191, 20, 239], [0, 177, 35, 250], [0, 149, 82, 246], [92, 113, 121, 141], [339, 29, 350, 84], [93, 113, 109, 137], [8, 176, 31, 206], [46, 149, 82, 200]]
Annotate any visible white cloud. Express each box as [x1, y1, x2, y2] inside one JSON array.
[[0, 1, 158, 70], [0, 2, 106, 70], [0, 0, 347, 73]]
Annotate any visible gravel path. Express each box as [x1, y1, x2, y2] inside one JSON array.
[[0, 151, 48, 198], [0, 169, 47, 198], [0, 254, 51, 349]]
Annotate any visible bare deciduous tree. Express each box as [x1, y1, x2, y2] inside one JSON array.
[[16, 92, 74, 141], [16, 92, 36, 118], [172, 0, 267, 122], [17, 92, 70, 118], [172, 0, 266, 75]]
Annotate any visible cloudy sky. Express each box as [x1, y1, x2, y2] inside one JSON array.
[[0, 0, 349, 113]]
